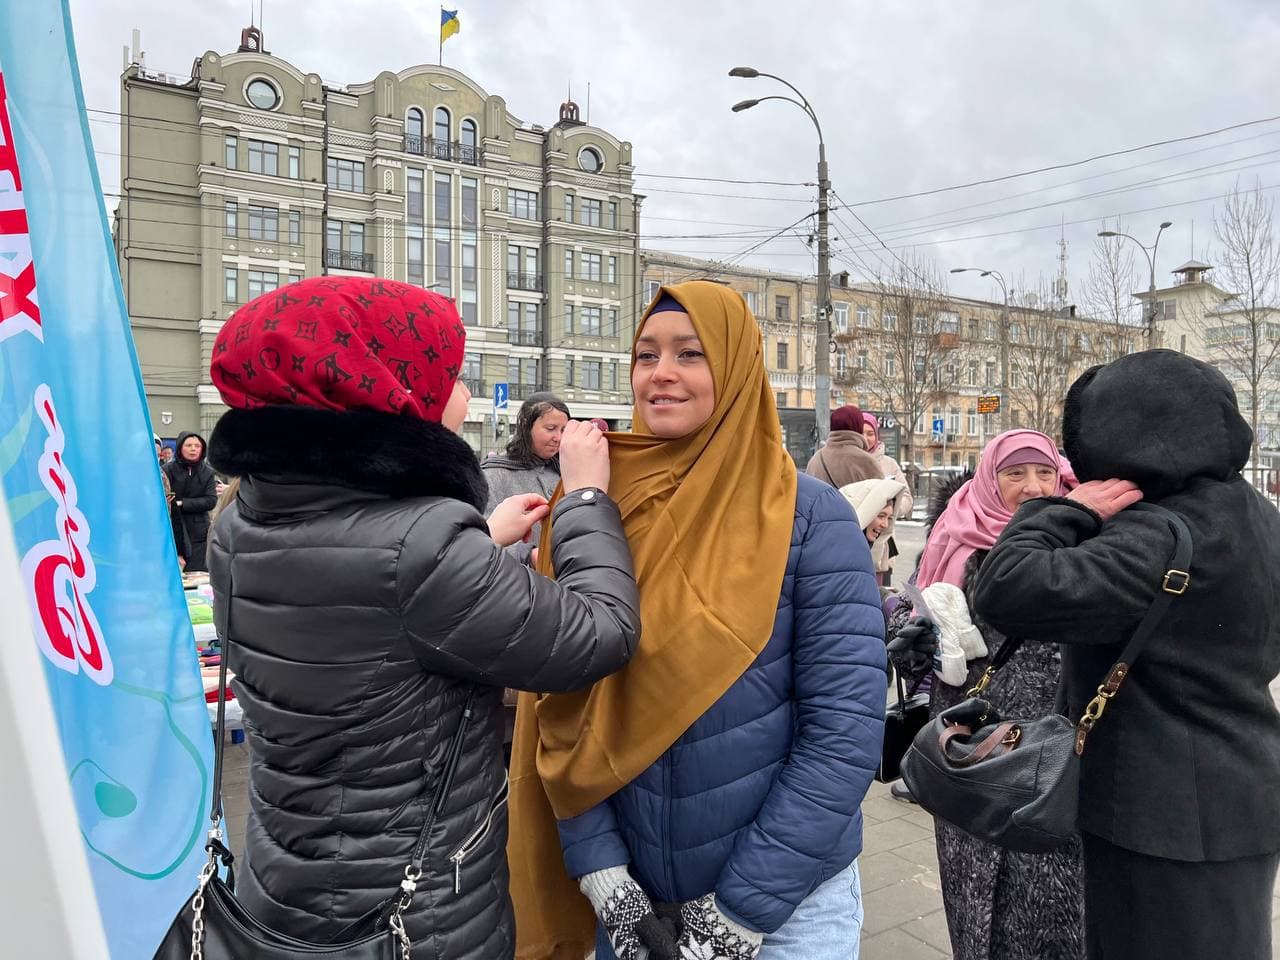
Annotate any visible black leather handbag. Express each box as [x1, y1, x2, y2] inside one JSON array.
[[153, 628, 475, 960], [900, 503, 1192, 853], [877, 670, 930, 783]]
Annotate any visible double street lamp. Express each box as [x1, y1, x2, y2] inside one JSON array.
[[729, 66, 832, 443], [950, 267, 1010, 432], [1097, 221, 1173, 347]]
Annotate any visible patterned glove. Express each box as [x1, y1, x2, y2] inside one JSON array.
[[579, 867, 665, 960], [888, 615, 939, 677], [677, 894, 764, 960]]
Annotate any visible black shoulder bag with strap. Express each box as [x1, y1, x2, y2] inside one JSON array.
[[900, 502, 1192, 853], [153, 562, 475, 960]]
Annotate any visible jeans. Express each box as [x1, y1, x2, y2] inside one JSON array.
[[758, 861, 863, 960]]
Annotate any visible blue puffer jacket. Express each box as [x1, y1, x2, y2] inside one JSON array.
[[558, 473, 887, 945]]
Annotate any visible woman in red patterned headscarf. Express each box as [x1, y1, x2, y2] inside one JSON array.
[[202, 276, 640, 959]]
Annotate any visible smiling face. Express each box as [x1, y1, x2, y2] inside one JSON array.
[[530, 408, 569, 459], [862, 423, 878, 449], [867, 502, 893, 543], [996, 463, 1059, 511], [631, 309, 717, 439]]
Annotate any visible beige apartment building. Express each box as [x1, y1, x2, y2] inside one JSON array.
[[116, 24, 641, 451], [642, 251, 1136, 471]]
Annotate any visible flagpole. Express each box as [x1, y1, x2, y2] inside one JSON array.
[[439, 5, 443, 65]]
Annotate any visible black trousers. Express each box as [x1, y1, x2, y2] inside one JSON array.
[[1082, 832, 1279, 960]]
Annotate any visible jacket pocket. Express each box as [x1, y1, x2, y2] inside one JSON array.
[[448, 772, 510, 894]]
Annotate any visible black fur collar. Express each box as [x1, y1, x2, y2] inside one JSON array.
[[208, 406, 488, 510], [926, 469, 974, 534]]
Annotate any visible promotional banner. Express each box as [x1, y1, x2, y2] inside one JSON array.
[[0, 3, 213, 956]]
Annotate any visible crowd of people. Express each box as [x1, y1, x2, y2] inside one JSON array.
[[165, 273, 1278, 960]]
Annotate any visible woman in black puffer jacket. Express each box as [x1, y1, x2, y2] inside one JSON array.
[[163, 430, 217, 571], [204, 276, 641, 960]]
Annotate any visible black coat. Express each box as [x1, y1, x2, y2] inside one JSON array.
[[972, 350, 1280, 863], [206, 405, 641, 959], [163, 430, 217, 571]]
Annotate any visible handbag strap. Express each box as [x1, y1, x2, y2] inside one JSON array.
[[965, 502, 1192, 752]]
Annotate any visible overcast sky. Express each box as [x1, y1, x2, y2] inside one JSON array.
[[67, 0, 1280, 310]]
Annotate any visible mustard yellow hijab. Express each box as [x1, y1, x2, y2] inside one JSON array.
[[507, 281, 798, 958]]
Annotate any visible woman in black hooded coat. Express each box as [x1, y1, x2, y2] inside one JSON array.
[[163, 430, 218, 571], [971, 350, 1280, 959]]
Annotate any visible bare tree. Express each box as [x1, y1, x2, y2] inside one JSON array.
[[1003, 283, 1094, 441], [835, 255, 960, 466], [1085, 220, 1144, 356], [1202, 181, 1280, 490]]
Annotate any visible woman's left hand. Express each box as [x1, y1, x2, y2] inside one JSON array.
[[487, 493, 550, 547], [1067, 478, 1143, 520]]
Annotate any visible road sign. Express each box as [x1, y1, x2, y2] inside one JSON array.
[[494, 382, 509, 410], [931, 416, 946, 441], [977, 395, 1001, 414]]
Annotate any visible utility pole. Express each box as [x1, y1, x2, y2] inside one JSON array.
[[815, 142, 832, 442], [951, 267, 1010, 431]]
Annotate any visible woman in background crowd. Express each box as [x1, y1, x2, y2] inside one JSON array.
[[163, 430, 217, 572]]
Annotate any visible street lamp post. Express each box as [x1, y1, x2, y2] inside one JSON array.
[[951, 267, 1010, 431], [730, 67, 832, 443], [1097, 221, 1173, 349]]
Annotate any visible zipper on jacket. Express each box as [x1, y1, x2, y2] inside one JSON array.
[[448, 772, 510, 894], [661, 751, 675, 896]]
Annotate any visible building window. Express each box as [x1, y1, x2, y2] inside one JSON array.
[[434, 173, 452, 227], [984, 320, 996, 340], [566, 357, 575, 386], [288, 209, 301, 244], [743, 290, 759, 314], [460, 242, 477, 324], [967, 318, 980, 339], [224, 135, 237, 169], [245, 78, 279, 110], [883, 312, 898, 332], [581, 198, 602, 227], [607, 308, 618, 337], [836, 346, 848, 378], [777, 341, 789, 370], [461, 177, 478, 229], [607, 201, 619, 230], [949, 408, 961, 434], [610, 363, 619, 391], [348, 223, 365, 257], [224, 200, 237, 235], [247, 139, 279, 176], [248, 205, 278, 241], [968, 409, 978, 435], [1009, 323, 1022, 343], [885, 353, 896, 377], [914, 314, 928, 334], [326, 219, 342, 254], [289, 272, 303, 285], [985, 361, 997, 387], [434, 106, 451, 145], [460, 118, 478, 162], [288, 145, 301, 179], [584, 359, 602, 390], [408, 236, 424, 286], [434, 238, 451, 288], [834, 303, 849, 333], [223, 267, 237, 302], [967, 361, 978, 386], [247, 270, 279, 300], [856, 305, 870, 328], [776, 296, 791, 322], [463, 351, 482, 382], [406, 107, 424, 141], [581, 306, 602, 336], [507, 188, 538, 220], [857, 349, 868, 371], [579, 147, 603, 173], [581, 252, 603, 282], [564, 249, 575, 281], [564, 194, 575, 223], [565, 303, 575, 334], [644, 279, 661, 306], [607, 255, 618, 284], [407, 169, 424, 221], [326, 157, 365, 192]]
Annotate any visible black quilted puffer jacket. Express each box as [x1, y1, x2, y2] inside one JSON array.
[[206, 405, 640, 960]]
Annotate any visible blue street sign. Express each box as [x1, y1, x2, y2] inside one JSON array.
[[494, 382, 509, 410], [932, 416, 946, 436]]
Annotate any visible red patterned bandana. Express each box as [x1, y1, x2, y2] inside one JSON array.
[[211, 276, 465, 422]]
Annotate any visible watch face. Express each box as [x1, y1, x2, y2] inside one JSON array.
[[246, 79, 278, 110]]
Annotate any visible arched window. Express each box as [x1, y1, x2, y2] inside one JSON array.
[[434, 107, 451, 158], [460, 118, 478, 162], [406, 108, 424, 154]]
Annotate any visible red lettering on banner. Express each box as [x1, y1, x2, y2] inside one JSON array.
[[20, 385, 112, 685], [0, 71, 42, 343]]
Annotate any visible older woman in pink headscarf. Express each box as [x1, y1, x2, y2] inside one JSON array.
[[884, 429, 1085, 960]]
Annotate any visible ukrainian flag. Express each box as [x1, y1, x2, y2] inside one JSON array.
[[441, 8, 460, 43]]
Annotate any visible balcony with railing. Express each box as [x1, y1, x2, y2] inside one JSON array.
[[509, 383, 550, 401], [507, 271, 543, 292], [507, 328, 545, 347], [324, 249, 374, 273], [461, 377, 488, 397], [403, 135, 481, 165]]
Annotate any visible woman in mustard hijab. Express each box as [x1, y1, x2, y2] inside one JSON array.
[[508, 282, 888, 960]]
